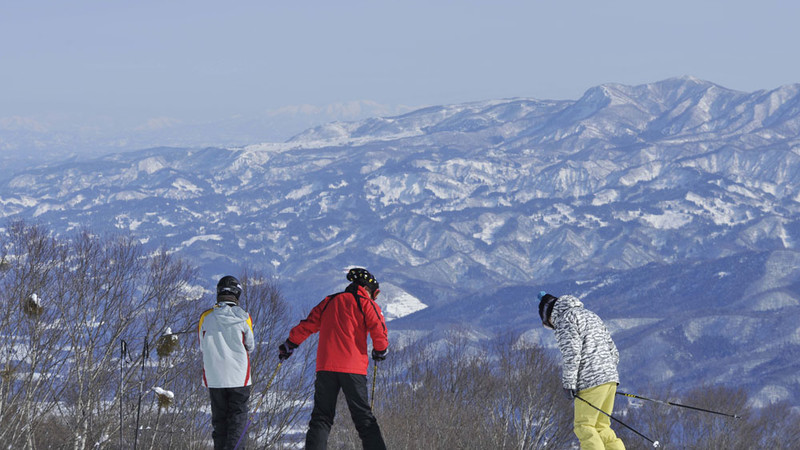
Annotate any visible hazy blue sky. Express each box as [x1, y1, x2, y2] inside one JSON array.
[[2, 0, 799, 127]]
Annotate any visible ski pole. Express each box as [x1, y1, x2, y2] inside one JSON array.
[[617, 391, 742, 419], [133, 336, 149, 450], [232, 361, 283, 450], [574, 394, 660, 448], [370, 361, 378, 410], [120, 339, 127, 450]]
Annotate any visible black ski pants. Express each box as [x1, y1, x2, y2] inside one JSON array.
[[306, 371, 386, 450], [209, 386, 251, 450]]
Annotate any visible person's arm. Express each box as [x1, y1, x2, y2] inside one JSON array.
[[607, 326, 619, 367], [363, 296, 388, 352], [198, 308, 213, 349], [554, 311, 581, 390], [243, 313, 255, 352], [288, 296, 331, 346]]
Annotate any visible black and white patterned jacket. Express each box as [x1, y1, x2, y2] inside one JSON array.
[[551, 295, 619, 391]]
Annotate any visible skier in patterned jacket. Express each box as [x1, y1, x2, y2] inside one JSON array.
[[538, 291, 625, 450]]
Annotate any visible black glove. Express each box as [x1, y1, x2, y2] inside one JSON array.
[[278, 339, 297, 360], [563, 388, 576, 400], [371, 347, 388, 361]]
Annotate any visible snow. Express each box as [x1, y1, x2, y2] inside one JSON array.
[[287, 185, 314, 200], [725, 183, 759, 199], [8, 174, 39, 189], [640, 209, 692, 229], [516, 328, 557, 350], [158, 217, 176, 227], [153, 386, 174, 399], [605, 318, 661, 333], [367, 174, 423, 207], [245, 122, 425, 151], [138, 157, 166, 174], [114, 190, 149, 201], [750, 385, 791, 408], [67, 194, 85, 207], [619, 163, 662, 187], [751, 292, 799, 311], [591, 189, 619, 206], [382, 290, 427, 321], [181, 283, 207, 300], [0, 195, 38, 207], [579, 213, 608, 228], [33, 202, 64, 217], [473, 213, 509, 245], [180, 234, 223, 247], [682, 316, 756, 344], [685, 192, 738, 225], [128, 218, 143, 231], [171, 178, 202, 194]]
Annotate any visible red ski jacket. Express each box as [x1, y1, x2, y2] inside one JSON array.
[[289, 284, 388, 375]]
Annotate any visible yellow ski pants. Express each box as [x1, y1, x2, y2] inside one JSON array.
[[573, 382, 626, 450]]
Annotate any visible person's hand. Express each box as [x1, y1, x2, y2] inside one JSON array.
[[371, 347, 388, 361], [563, 388, 576, 400], [278, 339, 297, 360]]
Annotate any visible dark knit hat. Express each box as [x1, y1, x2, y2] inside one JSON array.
[[347, 267, 379, 292], [537, 291, 558, 329]]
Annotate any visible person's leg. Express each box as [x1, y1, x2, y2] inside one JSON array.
[[596, 383, 625, 450], [209, 388, 229, 450], [574, 384, 606, 450], [340, 372, 386, 450], [306, 371, 341, 450], [224, 386, 252, 450]]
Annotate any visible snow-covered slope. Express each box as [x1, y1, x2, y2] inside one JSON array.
[[2, 77, 800, 406]]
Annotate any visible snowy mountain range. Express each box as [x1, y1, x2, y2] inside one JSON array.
[[2, 76, 799, 408]]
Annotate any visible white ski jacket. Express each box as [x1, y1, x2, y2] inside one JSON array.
[[551, 295, 619, 392], [199, 300, 255, 388]]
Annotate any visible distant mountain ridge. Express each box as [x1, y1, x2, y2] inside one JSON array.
[[0, 100, 415, 177], [1, 77, 799, 407]]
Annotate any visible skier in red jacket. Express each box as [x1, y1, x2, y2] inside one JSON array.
[[279, 267, 388, 450]]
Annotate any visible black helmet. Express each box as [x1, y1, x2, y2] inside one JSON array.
[[346, 267, 379, 292], [217, 276, 242, 300]]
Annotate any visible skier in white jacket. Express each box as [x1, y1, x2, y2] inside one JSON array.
[[199, 276, 255, 450], [538, 291, 625, 450]]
